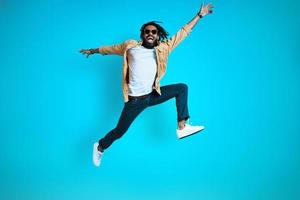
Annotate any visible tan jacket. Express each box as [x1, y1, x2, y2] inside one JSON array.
[[99, 23, 193, 102]]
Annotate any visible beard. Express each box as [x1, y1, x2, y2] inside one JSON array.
[[142, 38, 159, 49]]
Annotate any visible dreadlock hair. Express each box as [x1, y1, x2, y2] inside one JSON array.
[[140, 21, 169, 42]]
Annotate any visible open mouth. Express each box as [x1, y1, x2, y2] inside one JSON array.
[[146, 36, 154, 42]]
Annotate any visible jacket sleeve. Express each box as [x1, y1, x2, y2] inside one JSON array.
[[98, 42, 126, 56], [165, 24, 193, 53]]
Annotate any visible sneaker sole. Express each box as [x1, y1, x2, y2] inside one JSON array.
[[93, 143, 101, 167], [178, 128, 205, 139]]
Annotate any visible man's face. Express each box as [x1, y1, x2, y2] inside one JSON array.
[[142, 25, 159, 47]]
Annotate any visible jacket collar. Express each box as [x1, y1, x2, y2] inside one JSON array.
[[126, 40, 162, 52]]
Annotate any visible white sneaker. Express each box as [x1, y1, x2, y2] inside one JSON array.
[[176, 123, 205, 139], [93, 142, 103, 167]]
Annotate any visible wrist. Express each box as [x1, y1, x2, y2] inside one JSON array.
[[89, 48, 98, 54], [197, 12, 203, 18]]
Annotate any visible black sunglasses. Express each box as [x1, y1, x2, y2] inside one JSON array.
[[144, 29, 158, 35]]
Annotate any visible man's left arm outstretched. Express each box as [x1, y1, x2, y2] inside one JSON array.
[[166, 3, 214, 52]]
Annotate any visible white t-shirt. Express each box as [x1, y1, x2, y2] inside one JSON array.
[[127, 45, 157, 96]]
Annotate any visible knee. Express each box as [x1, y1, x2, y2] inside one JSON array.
[[178, 83, 188, 92]]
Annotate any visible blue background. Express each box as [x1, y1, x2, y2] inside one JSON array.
[[1, 0, 299, 199]]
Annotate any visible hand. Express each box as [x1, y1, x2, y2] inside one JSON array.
[[79, 49, 93, 58], [199, 2, 214, 17]]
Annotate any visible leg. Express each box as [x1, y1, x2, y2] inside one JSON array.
[[149, 83, 190, 127], [98, 99, 148, 151]]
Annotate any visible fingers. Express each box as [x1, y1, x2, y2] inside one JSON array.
[[203, 2, 214, 9], [79, 49, 91, 58], [200, 2, 214, 13], [79, 49, 87, 54], [205, 3, 213, 8], [205, 2, 214, 14], [199, 3, 203, 12], [80, 49, 88, 54]]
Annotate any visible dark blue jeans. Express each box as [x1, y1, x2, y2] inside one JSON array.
[[98, 83, 190, 150]]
